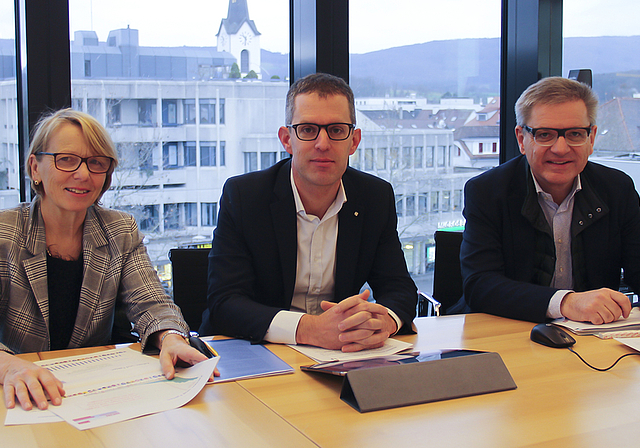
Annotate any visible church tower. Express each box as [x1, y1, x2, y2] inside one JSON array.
[[217, 0, 261, 78]]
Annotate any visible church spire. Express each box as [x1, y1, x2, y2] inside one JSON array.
[[221, 0, 260, 36], [226, 0, 251, 30]]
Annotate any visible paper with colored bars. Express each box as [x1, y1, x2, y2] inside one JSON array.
[[4, 347, 218, 430]]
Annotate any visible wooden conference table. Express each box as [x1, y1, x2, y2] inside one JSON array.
[[3, 313, 640, 448]]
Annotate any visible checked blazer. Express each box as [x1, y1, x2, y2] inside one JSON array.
[[0, 199, 189, 354]]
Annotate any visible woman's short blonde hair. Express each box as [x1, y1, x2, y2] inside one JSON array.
[[27, 108, 119, 202]]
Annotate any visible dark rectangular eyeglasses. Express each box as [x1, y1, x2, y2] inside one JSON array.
[[288, 123, 355, 141], [522, 125, 592, 146], [36, 152, 114, 174]]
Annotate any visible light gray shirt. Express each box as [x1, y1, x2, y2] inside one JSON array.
[[532, 173, 581, 318]]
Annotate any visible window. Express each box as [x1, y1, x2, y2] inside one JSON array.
[[164, 204, 180, 230], [219, 141, 226, 166], [406, 195, 415, 217], [5, 0, 518, 285], [200, 99, 216, 124], [202, 202, 217, 226], [492, 142, 498, 153], [442, 190, 451, 212], [261, 152, 277, 169], [403, 147, 412, 169], [563, 0, 640, 191], [414, 147, 423, 168], [162, 99, 178, 126], [437, 146, 446, 167], [395, 194, 404, 217], [365, 148, 374, 170], [244, 152, 258, 173], [479, 142, 484, 154], [426, 146, 434, 167], [87, 99, 101, 119], [163, 143, 179, 169], [139, 143, 155, 171], [376, 148, 387, 170], [84, 56, 91, 77], [184, 142, 196, 167], [106, 99, 121, 126], [453, 189, 462, 211], [390, 147, 400, 169], [184, 99, 196, 124], [139, 100, 157, 126], [241, 50, 249, 73], [419, 193, 429, 215], [201, 142, 216, 166], [219, 99, 225, 124], [114, 205, 159, 232], [185, 203, 197, 226], [431, 191, 440, 212]]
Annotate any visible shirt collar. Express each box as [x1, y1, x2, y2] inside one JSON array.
[[289, 168, 347, 219], [531, 170, 582, 204]]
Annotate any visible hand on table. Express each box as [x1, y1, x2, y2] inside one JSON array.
[[295, 290, 398, 352], [560, 288, 632, 325], [0, 351, 65, 410]]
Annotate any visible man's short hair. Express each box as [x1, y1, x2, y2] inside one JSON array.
[[515, 77, 599, 127], [285, 72, 356, 125]]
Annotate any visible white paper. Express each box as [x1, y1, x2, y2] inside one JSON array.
[[289, 338, 414, 362], [5, 347, 218, 430], [614, 337, 640, 352], [552, 307, 640, 334]]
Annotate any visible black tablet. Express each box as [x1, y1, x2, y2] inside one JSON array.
[[300, 349, 484, 376]]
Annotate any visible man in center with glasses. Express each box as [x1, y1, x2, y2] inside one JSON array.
[[199, 73, 417, 350], [457, 76, 640, 324]]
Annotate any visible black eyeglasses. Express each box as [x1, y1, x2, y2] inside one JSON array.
[[288, 123, 355, 141], [36, 152, 114, 174], [522, 125, 592, 146]]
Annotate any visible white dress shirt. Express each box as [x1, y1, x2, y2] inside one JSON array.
[[264, 170, 401, 344]]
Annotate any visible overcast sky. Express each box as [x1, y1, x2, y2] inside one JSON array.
[[2, 0, 640, 54]]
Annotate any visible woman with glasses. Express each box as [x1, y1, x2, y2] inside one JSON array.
[[0, 109, 213, 412]]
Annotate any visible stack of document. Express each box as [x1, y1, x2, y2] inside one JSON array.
[[289, 337, 414, 363], [206, 338, 294, 382], [552, 307, 640, 335]]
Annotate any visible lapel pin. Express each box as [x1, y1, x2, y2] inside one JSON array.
[[354, 212, 359, 217]]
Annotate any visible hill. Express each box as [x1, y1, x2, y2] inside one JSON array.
[[263, 35, 640, 101]]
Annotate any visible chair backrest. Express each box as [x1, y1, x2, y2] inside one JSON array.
[[169, 248, 210, 332], [432, 230, 464, 313]]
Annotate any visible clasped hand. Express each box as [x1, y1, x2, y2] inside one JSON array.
[[296, 290, 397, 352]]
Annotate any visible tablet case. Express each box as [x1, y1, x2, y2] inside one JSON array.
[[340, 351, 516, 412]]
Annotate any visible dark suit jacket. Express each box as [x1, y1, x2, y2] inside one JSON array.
[[200, 159, 417, 342], [460, 155, 640, 322]]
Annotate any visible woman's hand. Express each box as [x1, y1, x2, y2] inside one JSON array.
[[156, 332, 219, 382], [0, 351, 65, 410]]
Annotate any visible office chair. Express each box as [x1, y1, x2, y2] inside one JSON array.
[[418, 230, 464, 316], [169, 248, 211, 332]]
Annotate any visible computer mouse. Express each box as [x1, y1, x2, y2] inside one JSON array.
[[530, 323, 576, 348]]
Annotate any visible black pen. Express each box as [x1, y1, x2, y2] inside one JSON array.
[[189, 336, 218, 358]]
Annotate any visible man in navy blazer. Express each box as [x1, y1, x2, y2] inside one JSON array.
[[459, 77, 640, 324], [200, 73, 417, 351]]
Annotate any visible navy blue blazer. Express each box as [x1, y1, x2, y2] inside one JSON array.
[[460, 155, 640, 322], [199, 159, 417, 341]]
